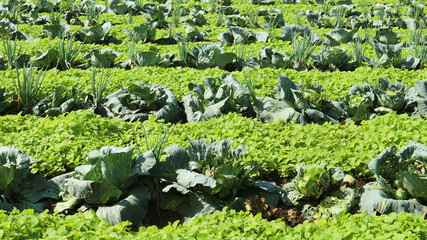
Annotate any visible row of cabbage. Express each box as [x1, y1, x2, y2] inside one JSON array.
[[1, 22, 426, 72], [1, 70, 426, 125], [1, 1, 426, 72], [1, 137, 426, 227]]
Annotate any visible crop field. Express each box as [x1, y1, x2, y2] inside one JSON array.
[[0, 0, 427, 238]]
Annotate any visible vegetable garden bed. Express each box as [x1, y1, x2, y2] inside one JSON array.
[[0, 0, 426, 238]]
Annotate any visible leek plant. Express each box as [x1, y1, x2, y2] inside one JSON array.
[[135, 0, 144, 9], [244, 71, 257, 104], [177, 34, 188, 63], [361, 0, 369, 16], [2, 37, 22, 69], [122, 13, 134, 24], [351, 37, 365, 67], [234, 43, 247, 61], [86, 4, 101, 25], [295, 12, 302, 26], [408, 27, 427, 64], [267, 18, 279, 41], [407, 0, 424, 21], [210, 0, 217, 13], [216, 10, 224, 27], [363, 22, 372, 40], [49, 6, 61, 24], [321, 0, 330, 14], [127, 40, 136, 61], [377, 8, 385, 22], [63, 0, 74, 11], [291, 31, 317, 68], [172, 0, 182, 27], [335, 7, 346, 28], [4, 0, 20, 21], [56, 34, 83, 70], [13, 65, 45, 114], [91, 68, 111, 107], [140, 124, 174, 159], [247, 9, 259, 28]]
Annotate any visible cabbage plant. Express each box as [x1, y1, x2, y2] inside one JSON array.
[[360, 141, 427, 215], [281, 163, 358, 220], [184, 43, 237, 70], [345, 83, 375, 122], [31, 87, 88, 117], [182, 74, 254, 123], [124, 22, 157, 43], [0, 146, 58, 213], [373, 78, 406, 113], [256, 47, 291, 69], [149, 139, 281, 222], [52, 146, 155, 225], [404, 80, 427, 118], [219, 26, 267, 45], [345, 79, 408, 121], [370, 40, 403, 68], [311, 47, 354, 71], [75, 22, 112, 44], [324, 29, 357, 47], [250, 75, 344, 125], [102, 82, 183, 123], [85, 48, 122, 68], [280, 24, 323, 45]]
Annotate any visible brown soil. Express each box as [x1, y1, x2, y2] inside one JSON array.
[[263, 205, 305, 227], [357, 178, 370, 189], [244, 195, 305, 227]]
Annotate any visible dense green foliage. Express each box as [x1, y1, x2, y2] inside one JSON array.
[[0, 0, 426, 236], [1, 110, 426, 178], [1, 66, 427, 102], [0, 209, 425, 239]]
